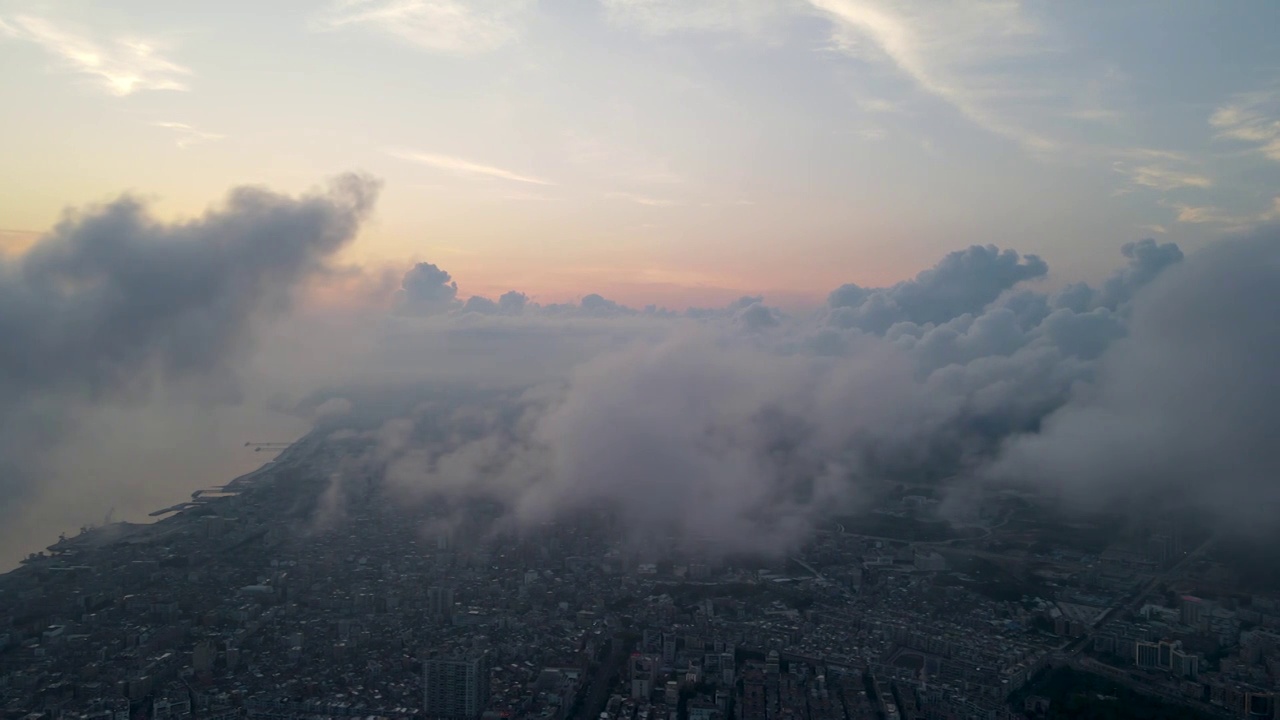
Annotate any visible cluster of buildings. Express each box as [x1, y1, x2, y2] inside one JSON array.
[[3, 433, 1280, 720], [1084, 592, 1280, 717]]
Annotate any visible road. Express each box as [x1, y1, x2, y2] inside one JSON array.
[[1064, 535, 1215, 657], [571, 634, 631, 720]]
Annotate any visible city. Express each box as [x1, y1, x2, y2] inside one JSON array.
[[4, 427, 1280, 720], [2, 4, 1279, 719]]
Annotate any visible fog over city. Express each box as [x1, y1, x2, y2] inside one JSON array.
[[3, 177, 1276, 565], [10, 4, 1280, 717]]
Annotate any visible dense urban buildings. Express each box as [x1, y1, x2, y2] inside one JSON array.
[[2, 431, 1279, 720], [424, 653, 488, 719]]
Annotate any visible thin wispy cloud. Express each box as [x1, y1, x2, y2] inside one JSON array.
[[807, 0, 1058, 153], [153, 122, 225, 149], [0, 15, 190, 96], [605, 191, 679, 206], [1111, 150, 1213, 193], [386, 148, 554, 186], [1172, 204, 1242, 226], [314, 0, 532, 54], [1170, 197, 1280, 228], [603, 1, 1096, 155], [1122, 165, 1212, 192], [1211, 89, 1280, 163]]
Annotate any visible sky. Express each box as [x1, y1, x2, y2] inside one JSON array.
[[3, 0, 1279, 309], [2, 1, 1280, 567]]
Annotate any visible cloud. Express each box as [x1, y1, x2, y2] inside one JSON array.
[[1169, 197, 1280, 229], [499, 290, 530, 314], [153, 121, 225, 149], [399, 262, 460, 314], [11, 185, 1270, 560], [1110, 149, 1212, 197], [0, 174, 379, 546], [734, 300, 783, 330], [387, 148, 554, 186], [602, 0, 1116, 156], [1, 15, 191, 96], [346, 329, 905, 555], [314, 397, 355, 420], [579, 293, 634, 317], [462, 295, 500, 314], [303, 235, 1210, 556], [604, 1, 1126, 156], [988, 227, 1280, 527], [826, 244, 1048, 332], [314, 0, 533, 54], [1211, 89, 1280, 163], [1112, 160, 1213, 192], [808, 0, 1059, 153], [1090, 239, 1184, 311]]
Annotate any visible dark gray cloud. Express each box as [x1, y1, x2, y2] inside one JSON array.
[[462, 295, 499, 314], [459, 290, 533, 316], [578, 292, 632, 317], [827, 244, 1048, 332], [1053, 238, 1183, 312], [498, 290, 529, 314], [399, 261, 459, 314], [734, 301, 782, 330], [0, 174, 379, 524]]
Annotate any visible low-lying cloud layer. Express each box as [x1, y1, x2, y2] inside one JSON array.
[[5, 173, 1278, 562], [320, 230, 1278, 556], [0, 174, 379, 558], [990, 229, 1280, 527]]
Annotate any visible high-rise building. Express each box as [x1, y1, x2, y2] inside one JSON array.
[[428, 586, 455, 622], [1171, 649, 1200, 680], [1135, 641, 1160, 669], [664, 680, 680, 705], [1181, 595, 1204, 627], [630, 654, 658, 700], [193, 641, 215, 673], [424, 653, 489, 719], [662, 632, 677, 667], [741, 670, 766, 720], [765, 650, 780, 678], [720, 652, 735, 687]]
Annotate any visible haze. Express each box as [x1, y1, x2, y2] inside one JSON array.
[[2, 0, 1279, 568]]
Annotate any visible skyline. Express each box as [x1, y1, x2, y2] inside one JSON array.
[[3, 1, 1280, 308]]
